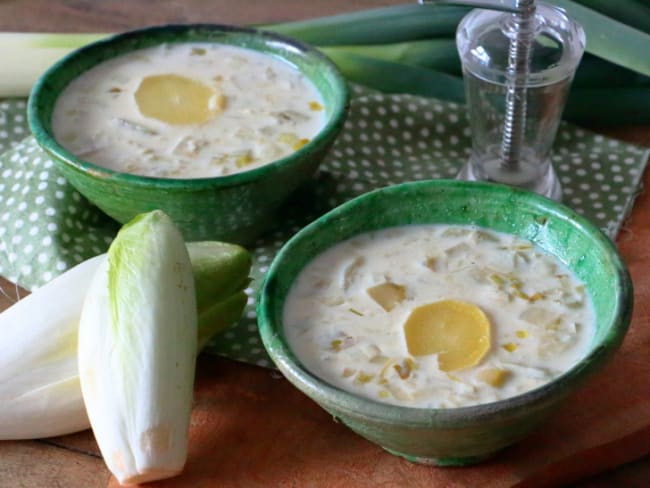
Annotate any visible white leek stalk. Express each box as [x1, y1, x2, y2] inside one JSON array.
[[0, 33, 107, 97], [78, 210, 197, 485]]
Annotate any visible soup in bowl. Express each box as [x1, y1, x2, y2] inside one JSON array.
[[258, 179, 633, 465], [29, 24, 349, 243]]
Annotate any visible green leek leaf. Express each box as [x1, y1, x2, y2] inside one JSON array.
[[571, 0, 650, 34], [262, 4, 470, 46], [323, 51, 466, 103], [323, 38, 461, 75], [553, 0, 650, 76]]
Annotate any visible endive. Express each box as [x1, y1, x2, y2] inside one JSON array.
[[78, 210, 196, 484], [0, 239, 251, 441], [0, 255, 105, 439]]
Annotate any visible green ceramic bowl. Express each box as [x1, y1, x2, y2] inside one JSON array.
[[258, 179, 633, 465], [28, 24, 349, 244]]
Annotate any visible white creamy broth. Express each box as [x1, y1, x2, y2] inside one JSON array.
[[283, 224, 595, 408], [52, 42, 326, 178]]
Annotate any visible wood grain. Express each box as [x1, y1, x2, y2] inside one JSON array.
[[0, 438, 109, 487]]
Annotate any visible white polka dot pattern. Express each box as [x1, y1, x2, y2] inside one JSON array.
[[0, 86, 648, 366]]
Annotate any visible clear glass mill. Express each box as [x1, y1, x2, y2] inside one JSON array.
[[423, 0, 585, 200]]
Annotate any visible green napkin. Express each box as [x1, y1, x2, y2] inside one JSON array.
[[0, 87, 648, 367]]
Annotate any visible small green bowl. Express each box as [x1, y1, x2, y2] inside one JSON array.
[[258, 179, 633, 465], [28, 24, 349, 244]]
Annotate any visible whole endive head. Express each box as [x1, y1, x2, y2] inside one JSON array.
[[78, 210, 197, 485]]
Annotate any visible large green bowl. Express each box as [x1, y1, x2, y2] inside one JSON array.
[[258, 179, 633, 465], [28, 24, 349, 244]]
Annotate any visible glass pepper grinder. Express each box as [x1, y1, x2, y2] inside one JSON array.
[[425, 0, 586, 200]]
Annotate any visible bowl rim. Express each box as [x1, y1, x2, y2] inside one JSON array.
[[27, 23, 350, 190], [257, 179, 634, 426]]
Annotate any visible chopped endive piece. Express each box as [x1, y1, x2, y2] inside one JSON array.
[[520, 307, 559, 326], [367, 281, 407, 311], [340, 256, 365, 290], [135, 73, 224, 125], [360, 343, 382, 360], [78, 210, 197, 485], [444, 242, 471, 260], [477, 367, 511, 387], [471, 230, 500, 243], [440, 227, 471, 238], [403, 299, 491, 372]]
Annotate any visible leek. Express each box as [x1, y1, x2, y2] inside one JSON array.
[[78, 210, 195, 484], [0, 240, 251, 441], [322, 38, 461, 74], [572, 54, 650, 88], [0, 32, 107, 97], [262, 4, 470, 45], [1, 3, 650, 126], [572, 0, 650, 34], [564, 86, 650, 126], [324, 51, 466, 103], [553, 0, 650, 77]]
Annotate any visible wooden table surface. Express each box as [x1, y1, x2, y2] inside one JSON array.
[[1, 1, 649, 487]]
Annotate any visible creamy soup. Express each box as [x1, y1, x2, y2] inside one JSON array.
[[283, 225, 595, 408], [52, 42, 326, 178]]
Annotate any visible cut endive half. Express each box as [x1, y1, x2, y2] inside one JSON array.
[[78, 210, 197, 484], [0, 255, 105, 439], [0, 240, 250, 441]]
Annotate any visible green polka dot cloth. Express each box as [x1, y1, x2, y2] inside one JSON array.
[[1, 87, 648, 368]]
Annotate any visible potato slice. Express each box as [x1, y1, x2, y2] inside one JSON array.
[[135, 74, 224, 125], [367, 282, 407, 311], [403, 300, 491, 371]]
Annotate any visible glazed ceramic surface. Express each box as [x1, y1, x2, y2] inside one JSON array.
[[28, 24, 349, 243], [257, 179, 633, 465]]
